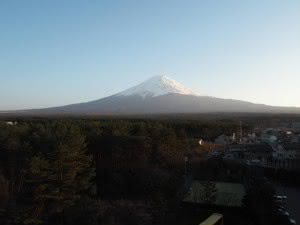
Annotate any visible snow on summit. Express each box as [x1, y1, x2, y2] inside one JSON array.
[[117, 75, 197, 98]]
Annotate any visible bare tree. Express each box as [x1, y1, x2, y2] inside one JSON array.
[[200, 181, 217, 204]]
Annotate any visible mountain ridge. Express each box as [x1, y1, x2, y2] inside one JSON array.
[[2, 75, 300, 115]]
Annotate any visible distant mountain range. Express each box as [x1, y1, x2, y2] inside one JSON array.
[[3, 75, 300, 115]]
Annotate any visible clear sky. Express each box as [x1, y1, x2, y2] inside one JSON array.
[[0, 0, 299, 110]]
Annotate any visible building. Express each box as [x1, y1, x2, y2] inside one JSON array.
[[291, 134, 300, 143], [283, 143, 300, 160], [214, 134, 233, 145], [5, 121, 17, 126], [226, 143, 274, 163], [227, 144, 247, 159], [272, 144, 296, 160], [259, 134, 277, 143], [244, 143, 274, 162], [247, 133, 257, 142]]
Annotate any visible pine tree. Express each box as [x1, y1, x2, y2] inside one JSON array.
[[21, 126, 96, 225], [21, 154, 50, 225], [49, 126, 96, 222]]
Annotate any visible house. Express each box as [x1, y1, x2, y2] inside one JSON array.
[[239, 133, 257, 144], [243, 143, 274, 163], [247, 133, 257, 141], [272, 144, 296, 160], [225, 143, 273, 162], [291, 134, 300, 143], [282, 143, 300, 160], [215, 134, 233, 145], [259, 134, 277, 143], [227, 144, 247, 159]]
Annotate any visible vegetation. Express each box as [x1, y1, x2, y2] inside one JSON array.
[[199, 181, 217, 204], [0, 115, 298, 225]]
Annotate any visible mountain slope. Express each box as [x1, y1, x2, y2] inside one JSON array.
[[3, 75, 300, 115], [23, 94, 299, 115]]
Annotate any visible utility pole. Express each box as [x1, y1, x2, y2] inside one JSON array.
[[184, 156, 188, 176], [239, 121, 243, 141]]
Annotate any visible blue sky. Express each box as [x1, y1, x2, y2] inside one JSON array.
[[0, 0, 299, 110]]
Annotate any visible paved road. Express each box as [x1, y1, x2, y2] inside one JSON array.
[[276, 185, 300, 224]]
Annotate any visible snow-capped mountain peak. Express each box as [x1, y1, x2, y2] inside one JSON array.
[[117, 75, 197, 98]]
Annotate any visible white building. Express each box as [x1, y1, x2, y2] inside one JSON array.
[[6, 121, 17, 126]]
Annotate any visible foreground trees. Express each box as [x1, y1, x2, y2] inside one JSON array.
[[0, 117, 273, 225], [18, 126, 96, 225], [0, 120, 192, 225]]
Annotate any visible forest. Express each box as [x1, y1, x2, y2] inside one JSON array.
[[0, 115, 298, 225]]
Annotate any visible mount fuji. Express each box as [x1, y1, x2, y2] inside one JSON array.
[[5, 75, 300, 115], [116, 75, 196, 98]]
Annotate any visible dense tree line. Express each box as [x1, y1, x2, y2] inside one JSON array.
[[0, 118, 244, 225], [8, 117, 299, 225]]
